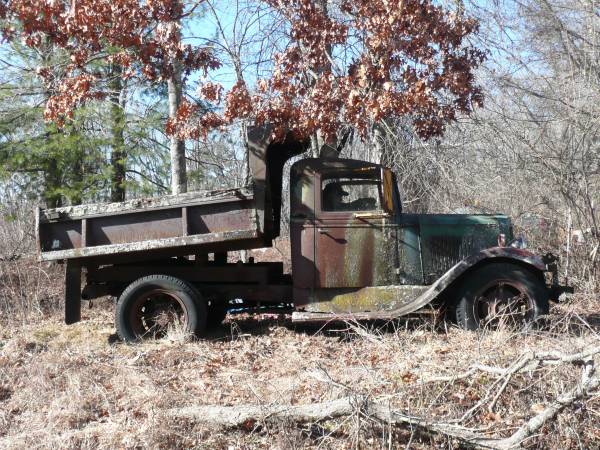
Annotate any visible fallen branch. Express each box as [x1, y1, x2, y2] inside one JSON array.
[[170, 350, 600, 449], [493, 358, 599, 449], [171, 396, 501, 449], [457, 354, 534, 424], [175, 397, 354, 428], [420, 345, 600, 385], [487, 354, 533, 412]]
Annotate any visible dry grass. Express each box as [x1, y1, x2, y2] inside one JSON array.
[[1, 258, 600, 449], [0, 259, 62, 325]]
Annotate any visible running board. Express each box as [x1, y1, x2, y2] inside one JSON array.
[[292, 285, 435, 323], [292, 310, 393, 323]]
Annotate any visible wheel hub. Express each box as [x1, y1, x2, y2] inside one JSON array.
[[475, 281, 533, 328], [131, 289, 188, 338]]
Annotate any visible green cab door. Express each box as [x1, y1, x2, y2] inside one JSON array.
[[314, 166, 398, 289]]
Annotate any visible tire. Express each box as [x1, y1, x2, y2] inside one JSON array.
[[454, 263, 549, 331], [115, 275, 207, 342]]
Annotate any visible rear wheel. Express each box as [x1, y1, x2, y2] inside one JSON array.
[[115, 275, 207, 342], [455, 263, 549, 331]]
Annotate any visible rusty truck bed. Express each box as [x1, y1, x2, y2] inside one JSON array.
[[37, 187, 263, 262]]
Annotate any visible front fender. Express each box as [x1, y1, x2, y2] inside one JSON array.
[[381, 247, 548, 318], [292, 247, 550, 322], [420, 247, 547, 304]]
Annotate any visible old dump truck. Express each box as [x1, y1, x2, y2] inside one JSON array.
[[37, 127, 570, 342]]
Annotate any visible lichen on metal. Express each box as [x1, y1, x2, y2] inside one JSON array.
[[305, 285, 429, 313], [40, 187, 254, 223]]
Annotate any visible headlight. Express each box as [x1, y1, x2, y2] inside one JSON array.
[[510, 234, 528, 249], [498, 233, 507, 247]]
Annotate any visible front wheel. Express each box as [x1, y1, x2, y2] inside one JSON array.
[[454, 263, 549, 331], [115, 275, 207, 342]]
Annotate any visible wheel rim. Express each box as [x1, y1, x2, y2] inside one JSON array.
[[472, 280, 534, 329], [128, 289, 188, 338]]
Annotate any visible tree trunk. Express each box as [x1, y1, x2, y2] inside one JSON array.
[[313, 0, 337, 152], [168, 58, 187, 195], [310, 133, 320, 158], [44, 155, 62, 208], [70, 130, 83, 206], [373, 122, 386, 165], [41, 41, 62, 209], [109, 65, 126, 202]]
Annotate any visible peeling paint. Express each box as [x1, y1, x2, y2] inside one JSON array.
[[40, 229, 261, 261]]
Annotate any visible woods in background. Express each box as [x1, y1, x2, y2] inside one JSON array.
[[0, 0, 598, 287]]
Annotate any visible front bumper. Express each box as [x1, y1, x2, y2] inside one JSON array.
[[543, 253, 574, 302], [549, 284, 575, 301]]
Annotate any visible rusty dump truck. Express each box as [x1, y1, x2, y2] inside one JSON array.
[[36, 127, 571, 342]]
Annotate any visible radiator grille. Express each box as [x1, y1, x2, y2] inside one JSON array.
[[421, 224, 498, 283]]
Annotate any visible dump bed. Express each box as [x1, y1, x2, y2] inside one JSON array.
[[37, 187, 263, 263], [36, 126, 308, 264]]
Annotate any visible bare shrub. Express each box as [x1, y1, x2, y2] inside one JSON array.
[[0, 258, 62, 325], [0, 193, 35, 263], [0, 193, 64, 324]]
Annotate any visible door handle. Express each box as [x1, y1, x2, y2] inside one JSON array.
[[353, 212, 390, 219], [318, 228, 327, 234]]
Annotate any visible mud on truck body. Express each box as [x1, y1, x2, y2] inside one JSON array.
[[36, 127, 572, 342]]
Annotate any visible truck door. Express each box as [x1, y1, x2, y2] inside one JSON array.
[[314, 168, 398, 289], [289, 164, 317, 292]]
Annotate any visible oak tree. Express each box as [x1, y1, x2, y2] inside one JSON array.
[[175, 0, 485, 143], [1, 0, 484, 152]]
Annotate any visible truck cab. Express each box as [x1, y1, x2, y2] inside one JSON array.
[[290, 159, 403, 300], [287, 157, 559, 323]]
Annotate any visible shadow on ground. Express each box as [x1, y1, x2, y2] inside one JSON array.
[[106, 312, 445, 344], [201, 311, 447, 343], [105, 306, 600, 345]]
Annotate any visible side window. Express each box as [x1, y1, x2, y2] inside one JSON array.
[[322, 177, 382, 212]]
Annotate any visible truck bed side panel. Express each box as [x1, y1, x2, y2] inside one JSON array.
[[38, 189, 261, 262]]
